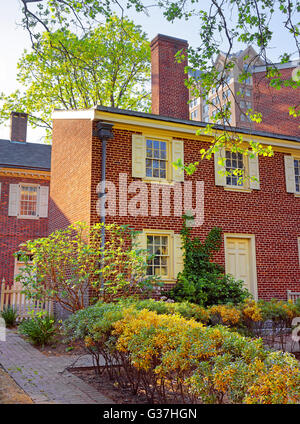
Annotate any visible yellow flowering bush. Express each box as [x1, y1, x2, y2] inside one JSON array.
[[113, 308, 300, 403], [64, 298, 300, 403], [209, 304, 241, 326], [245, 352, 300, 404], [241, 298, 263, 322]]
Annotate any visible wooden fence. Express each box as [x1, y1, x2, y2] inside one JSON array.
[[287, 290, 300, 304], [0, 282, 53, 320]]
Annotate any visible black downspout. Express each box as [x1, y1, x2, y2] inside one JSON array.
[[94, 122, 114, 290]]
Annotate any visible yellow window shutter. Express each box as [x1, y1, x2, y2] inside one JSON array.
[[173, 233, 184, 279], [132, 134, 146, 178], [133, 231, 147, 259], [214, 147, 226, 186], [284, 155, 296, 193], [248, 154, 260, 190], [172, 139, 184, 182]]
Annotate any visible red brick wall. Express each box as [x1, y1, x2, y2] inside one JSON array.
[[0, 176, 49, 284], [50, 118, 300, 301], [253, 67, 300, 137], [89, 127, 300, 301], [151, 34, 189, 120], [49, 118, 94, 234]]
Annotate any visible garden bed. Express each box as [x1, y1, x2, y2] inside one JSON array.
[[68, 366, 200, 404], [17, 327, 86, 357]]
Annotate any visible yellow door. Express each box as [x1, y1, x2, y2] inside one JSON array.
[[226, 238, 252, 293]]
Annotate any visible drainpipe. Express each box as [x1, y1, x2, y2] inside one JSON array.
[[94, 122, 114, 290]]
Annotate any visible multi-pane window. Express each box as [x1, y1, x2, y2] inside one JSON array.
[[222, 89, 230, 100], [225, 151, 244, 186], [20, 185, 38, 217], [147, 235, 169, 277], [203, 104, 209, 115], [146, 139, 167, 179], [295, 159, 300, 193], [243, 65, 252, 84], [241, 113, 251, 122], [191, 110, 198, 120]]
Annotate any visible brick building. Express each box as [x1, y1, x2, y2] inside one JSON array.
[[189, 49, 300, 138], [0, 112, 51, 284], [1, 35, 299, 303], [253, 61, 300, 136], [49, 34, 300, 302]]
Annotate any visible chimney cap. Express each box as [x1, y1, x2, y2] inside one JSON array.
[[150, 33, 188, 48], [10, 111, 28, 119]]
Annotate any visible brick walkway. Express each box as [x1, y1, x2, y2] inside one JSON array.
[[0, 330, 113, 404]]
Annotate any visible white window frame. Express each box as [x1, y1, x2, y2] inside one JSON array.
[[14, 253, 35, 289], [18, 183, 40, 219], [294, 158, 300, 194]]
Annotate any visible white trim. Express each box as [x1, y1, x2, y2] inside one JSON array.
[[52, 109, 96, 120], [51, 108, 300, 150], [253, 60, 300, 73], [224, 233, 258, 300]]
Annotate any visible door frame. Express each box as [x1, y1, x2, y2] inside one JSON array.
[[224, 233, 258, 300]]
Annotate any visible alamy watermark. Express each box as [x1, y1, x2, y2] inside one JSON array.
[[0, 317, 6, 342], [292, 317, 300, 343], [96, 173, 205, 226]]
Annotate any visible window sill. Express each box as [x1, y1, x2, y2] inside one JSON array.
[[142, 178, 176, 186], [294, 193, 300, 198], [17, 215, 39, 220], [224, 187, 252, 193], [158, 279, 177, 286]]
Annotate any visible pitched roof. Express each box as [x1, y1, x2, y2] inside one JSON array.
[[95, 106, 300, 143], [0, 139, 51, 170]]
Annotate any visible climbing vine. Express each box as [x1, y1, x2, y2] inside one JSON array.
[[170, 217, 250, 306]]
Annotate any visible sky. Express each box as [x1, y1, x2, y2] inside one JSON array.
[[0, 0, 299, 143]]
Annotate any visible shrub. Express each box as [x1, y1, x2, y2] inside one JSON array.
[[119, 298, 210, 323], [66, 301, 300, 404], [169, 223, 250, 306], [209, 304, 241, 326], [15, 222, 160, 313], [18, 310, 56, 346], [113, 308, 300, 404], [1, 306, 18, 328]]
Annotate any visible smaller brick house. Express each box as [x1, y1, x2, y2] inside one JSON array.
[[0, 112, 51, 285]]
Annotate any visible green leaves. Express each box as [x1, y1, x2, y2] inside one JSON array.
[[2, 13, 151, 142], [15, 221, 159, 312]]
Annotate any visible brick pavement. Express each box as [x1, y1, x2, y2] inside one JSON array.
[[0, 329, 113, 404]]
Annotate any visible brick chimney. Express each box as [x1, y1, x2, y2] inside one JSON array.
[[151, 34, 189, 120], [10, 112, 28, 142]]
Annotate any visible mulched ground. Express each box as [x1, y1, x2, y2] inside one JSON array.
[[36, 335, 85, 357], [0, 366, 33, 404], [16, 326, 86, 357], [69, 367, 159, 404]]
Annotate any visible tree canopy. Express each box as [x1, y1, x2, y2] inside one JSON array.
[[0, 13, 150, 142]]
